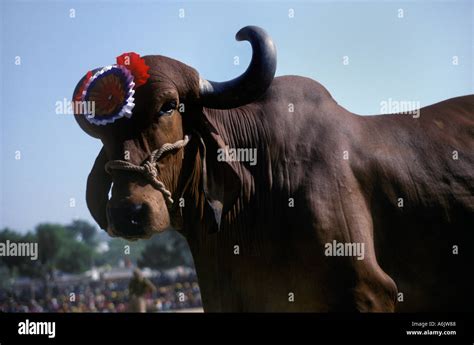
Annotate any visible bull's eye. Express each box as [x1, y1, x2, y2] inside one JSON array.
[[158, 101, 177, 116]]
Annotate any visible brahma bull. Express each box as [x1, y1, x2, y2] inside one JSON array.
[[72, 26, 473, 312]]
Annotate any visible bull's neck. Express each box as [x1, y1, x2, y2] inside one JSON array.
[[203, 107, 268, 153], [180, 107, 273, 254]]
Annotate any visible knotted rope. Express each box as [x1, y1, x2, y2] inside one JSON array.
[[105, 135, 191, 204]]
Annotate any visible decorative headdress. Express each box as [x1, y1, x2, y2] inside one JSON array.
[[74, 52, 150, 125]]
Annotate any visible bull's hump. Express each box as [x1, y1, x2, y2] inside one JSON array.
[[261, 75, 335, 106]]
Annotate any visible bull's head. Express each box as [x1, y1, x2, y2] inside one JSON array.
[[72, 26, 277, 240]]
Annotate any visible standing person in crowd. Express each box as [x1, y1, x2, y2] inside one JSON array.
[[128, 268, 156, 312]]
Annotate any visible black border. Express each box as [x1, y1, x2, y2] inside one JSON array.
[[0, 312, 472, 345]]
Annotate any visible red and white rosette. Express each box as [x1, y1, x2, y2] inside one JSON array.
[[81, 65, 136, 125], [74, 52, 150, 126]]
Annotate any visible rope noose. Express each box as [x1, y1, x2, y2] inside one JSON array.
[[104, 135, 191, 204]]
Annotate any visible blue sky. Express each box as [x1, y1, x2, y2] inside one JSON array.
[[1, 0, 472, 232]]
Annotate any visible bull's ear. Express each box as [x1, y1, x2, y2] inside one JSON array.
[[86, 147, 111, 231], [197, 126, 241, 233]]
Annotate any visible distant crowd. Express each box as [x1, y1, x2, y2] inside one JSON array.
[[0, 269, 202, 313]]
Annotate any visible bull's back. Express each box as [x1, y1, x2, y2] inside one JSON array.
[[356, 95, 474, 311], [264, 79, 474, 310]]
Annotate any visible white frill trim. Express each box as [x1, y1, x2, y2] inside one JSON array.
[[82, 65, 136, 126]]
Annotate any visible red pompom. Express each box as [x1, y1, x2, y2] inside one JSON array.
[[74, 70, 92, 102], [116, 52, 150, 88]]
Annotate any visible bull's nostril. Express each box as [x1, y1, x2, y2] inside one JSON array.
[[130, 203, 143, 213], [109, 202, 148, 236], [130, 204, 144, 224]]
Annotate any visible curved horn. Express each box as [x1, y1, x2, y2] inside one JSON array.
[[199, 26, 277, 109]]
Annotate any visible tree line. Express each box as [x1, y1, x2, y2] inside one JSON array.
[[0, 220, 194, 288]]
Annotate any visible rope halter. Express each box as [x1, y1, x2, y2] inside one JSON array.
[[104, 135, 191, 204]]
